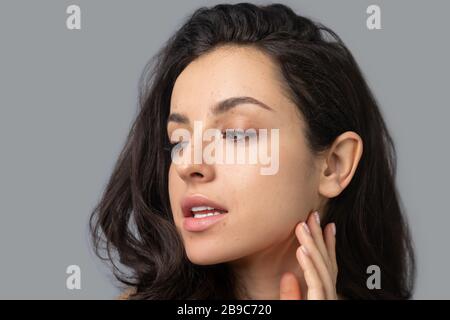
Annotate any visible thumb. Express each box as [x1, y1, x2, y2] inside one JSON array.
[[279, 272, 302, 300]]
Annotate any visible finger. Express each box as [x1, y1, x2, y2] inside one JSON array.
[[296, 222, 336, 299], [324, 222, 338, 284], [296, 245, 325, 299], [279, 272, 302, 300], [307, 211, 331, 268]]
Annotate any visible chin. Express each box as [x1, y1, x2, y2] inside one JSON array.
[[184, 243, 238, 266], [185, 241, 257, 266], [186, 251, 225, 265]]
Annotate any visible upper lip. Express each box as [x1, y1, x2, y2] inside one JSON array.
[[180, 194, 228, 217]]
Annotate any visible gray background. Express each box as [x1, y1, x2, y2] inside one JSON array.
[[0, 0, 448, 299]]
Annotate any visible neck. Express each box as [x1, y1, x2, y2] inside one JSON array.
[[229, 233, 306, 300]]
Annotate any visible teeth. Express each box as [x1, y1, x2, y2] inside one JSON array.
[[191, 206, 215, 212], [193, 212, 223, 218]]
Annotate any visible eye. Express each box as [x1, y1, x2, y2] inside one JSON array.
[[221, 129, 256, 142], [164, 140, 189, 153]]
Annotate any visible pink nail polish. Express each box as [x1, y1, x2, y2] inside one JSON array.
[[331, 223, 336, 236], [303, 222, 310, 234], [313, 211, 320, 225]]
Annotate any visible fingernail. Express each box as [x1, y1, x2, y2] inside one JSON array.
[[301, 245, 309, 255], [313, 211, 320, 225], [331, 223, 336, 236], [302, 222, 310, 234]]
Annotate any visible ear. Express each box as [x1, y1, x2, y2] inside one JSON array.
[[318, 131, 363, 198]]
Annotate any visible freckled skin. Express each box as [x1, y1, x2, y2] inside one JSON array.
[[167, 45, 320, 266]]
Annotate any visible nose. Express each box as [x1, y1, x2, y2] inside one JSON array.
[[176, 161, 215, 183], [173, 143, 216, 183]]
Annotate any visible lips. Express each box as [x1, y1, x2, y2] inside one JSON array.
[[180, 194, 228, 218]]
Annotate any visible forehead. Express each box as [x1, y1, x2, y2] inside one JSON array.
[[170, 45, 287, 114]]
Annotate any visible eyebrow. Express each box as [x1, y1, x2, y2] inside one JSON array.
[[167, 96, 274, 125]]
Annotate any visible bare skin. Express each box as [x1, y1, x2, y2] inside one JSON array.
[[167, 45, 363, 300]]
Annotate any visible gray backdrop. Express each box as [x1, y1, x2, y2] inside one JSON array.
[[0, 0, 448, 299]]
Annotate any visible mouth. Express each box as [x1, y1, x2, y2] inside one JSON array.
[[189, 206, 228, 218], [181, 194, 228, 218], [180, 194, 229, 231]]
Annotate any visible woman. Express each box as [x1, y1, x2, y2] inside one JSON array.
[[90, 3, 415, 300]]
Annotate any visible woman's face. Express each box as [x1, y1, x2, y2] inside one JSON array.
[[168, 45, 321, 265]]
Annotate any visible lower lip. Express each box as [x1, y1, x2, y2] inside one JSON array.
[[183, 212, 228, 232]]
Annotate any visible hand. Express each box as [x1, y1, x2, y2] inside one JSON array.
[[279, 211, 338, 300]]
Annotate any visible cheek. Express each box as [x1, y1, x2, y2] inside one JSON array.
[[222, 140, 315, 237], [168, 165, 183, 220], [168, 164, 176, 190]]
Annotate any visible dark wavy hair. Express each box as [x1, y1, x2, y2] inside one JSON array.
[[90, 2, 415, 299]]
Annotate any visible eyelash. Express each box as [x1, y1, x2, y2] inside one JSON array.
[[221, 129, 256, 141], [164, 129, 257, 153], [164, 141, 183, 153]]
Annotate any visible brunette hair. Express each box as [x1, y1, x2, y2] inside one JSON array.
[[90, 2, 415, 299]]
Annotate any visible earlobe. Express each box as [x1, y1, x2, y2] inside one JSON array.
[[318, 131, 363, 198]]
